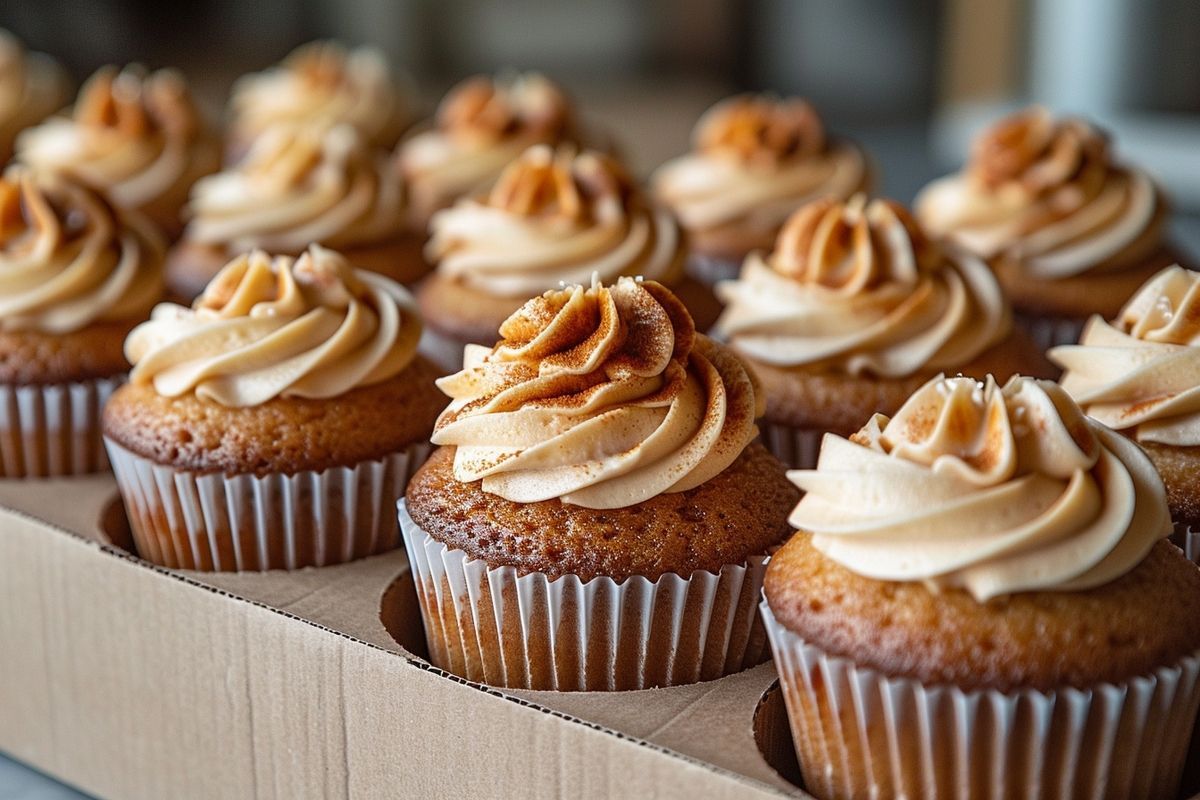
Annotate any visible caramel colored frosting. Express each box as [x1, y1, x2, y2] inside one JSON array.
[[651, 94, 868, 238], [426, 145, 683, 296], [398, 72, 579, 223], [713, 196, 1010, 377], [916, 106, 1164, 280], [126, 246, 419, 407], [431, 276, 762, 509], [229, 41, 408, 150], [183, 123, 405, 254], [789, 374, 1169, 601], [0, 166, 164, 333], [16, 65, 219, 225], [0, 31, 68, 161], [1052, 266, 1200, 445]]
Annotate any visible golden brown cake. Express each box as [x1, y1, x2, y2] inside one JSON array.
[[763, 374, 1200, 800], [401, 276, 797, 690]]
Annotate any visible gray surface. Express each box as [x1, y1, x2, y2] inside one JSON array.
[[0, 756, 89, 800]]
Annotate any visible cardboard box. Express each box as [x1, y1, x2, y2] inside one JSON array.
[[2, 475, 1199, 799]]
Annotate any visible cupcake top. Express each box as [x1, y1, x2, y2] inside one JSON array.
[[713, 196, 1010, 377], [1052, 266, 1200, 446], [426, 145, 683, 297], [16, 65, 219, 228], [0, 30, 69, 162], [651, 94, 868, 246], [788, 374, 1169, 602], [0, 166, 164, 333], [398, 72, 580, 224], [916, 106, 1164, 280], [125, 245, 420, 407], [228, 41, 408, 152], [430, 276, 762, 509], [182, 123, 405, 254]]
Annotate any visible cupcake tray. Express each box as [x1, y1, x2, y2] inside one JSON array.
[[2, 476, 1199, 800]]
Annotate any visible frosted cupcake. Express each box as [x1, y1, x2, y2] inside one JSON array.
[[103, 245, 443, 571], [1051, 265, 1200, 561], [916, 106, 1185, 349], [167, 123, 422, 300], [401, 276, 797, 690], [0, 165, 164, 476], [714, 195, 1049, 467], [0, 30, 69, 163], [226, 40, 410, 160], [417, 144, 719, 369], [398, 72, 582, 228], [764, 374, 1200, 800], [16, 65, 220, 239], [651, 94, 870, 285]]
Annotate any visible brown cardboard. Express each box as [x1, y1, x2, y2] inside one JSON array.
[[0, 475, 809, 799]]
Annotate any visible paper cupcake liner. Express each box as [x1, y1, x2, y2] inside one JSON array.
[[1016, 311, 1088, 352], [417, 327, 467, 374], [686, 253, 742, 287], [1172, 522, 1200, 564], [0, 376, 121, 478], [398, 499, 771, 691], [761, 599, 1200, 800], [758, 420, 825, 470], [105, 437, 430, 572]]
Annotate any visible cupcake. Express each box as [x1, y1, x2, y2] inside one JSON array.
[[416, 144, 720, 369], [1051, 265, 1200, 562], [916, 106, 1186, 349], [15, 65, 220, 239], [763, 374, 1200, 800], [166, 123, 423, 300], [226, 40, 410, 160], [713, 195, 1050, 468], [651, 94, 871, 285], [398, 71, 583, 228], [400, 276, 798, 690], [0, 165, 164, 476], [0, 30, 69, 163], [103, 245, 443, 571]]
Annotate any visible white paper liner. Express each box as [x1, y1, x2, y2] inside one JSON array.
[[0, 376, 121, 478], [1172, 521, 1200, 564], [1017, 311, 1087, 352], [105, 437, 430, 572], [398, 499, 770, 691], [761, 599, 1200, 800], [417, 326, 467, 374], [686, 253, 742, 287], [758, 420, 825, 470]]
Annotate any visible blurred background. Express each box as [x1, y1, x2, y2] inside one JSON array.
[[1, 0, 1199, 795]]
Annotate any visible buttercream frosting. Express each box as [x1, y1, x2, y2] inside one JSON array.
[[0, 30, 68, 161]]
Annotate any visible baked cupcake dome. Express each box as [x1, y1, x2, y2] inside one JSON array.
[[0, 30, 69, 163], [0, 165, 165, 476], [167, 123, 424, 300], [915, 106, 1186, 348], [416, 144, 720, 368], [651, 93, 871, 283], [763, 374, 1200, 800], [401, 276, 797, 690], [103, 245, 443, 570], [15, 64, 220, 239], [397, 71, 583, 228], [713, 195, 1051, 466]]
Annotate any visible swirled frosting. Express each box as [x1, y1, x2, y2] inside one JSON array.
[[651, 94, 868, 240], [126, 246, 420, 407], [229, 41, 408, 151], [916, 106, 1164, 280], [426, 145, 682, 296], [713, 196, 1010, 377], [0, 166, 164, 333], [398, 72, 579, 223], [0, 30, 68, 162], [431, 276, 762, 508], [1051, 266, 1200, 445], [183, 123, 405, 254], [789, 374, 1169, 601], [16, 65, 219, 229]]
